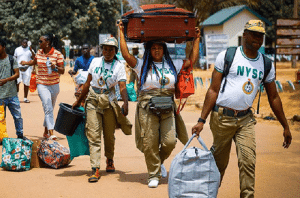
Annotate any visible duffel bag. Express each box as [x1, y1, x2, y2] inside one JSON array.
[[1, 138, 33, 171], [168, 134, 220, 198], [37, 139, 71, 169]]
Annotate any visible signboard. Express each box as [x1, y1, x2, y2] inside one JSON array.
[[276, 19, 300, 55], [205, 34, 229, 68], [276, 48, 300, 55]]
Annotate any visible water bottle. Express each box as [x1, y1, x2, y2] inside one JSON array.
[[46, 57, 52, 74]]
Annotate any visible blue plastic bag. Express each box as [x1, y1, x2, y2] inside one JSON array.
[[126, 82, 137, 102]]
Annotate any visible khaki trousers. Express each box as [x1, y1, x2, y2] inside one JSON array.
[[85, 100, 116, 168], [138, 107, 177, 181], [209, 108, 257, 198]]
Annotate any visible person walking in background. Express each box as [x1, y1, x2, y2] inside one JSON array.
[[21, 33, 65, 140], [68, 43, 94, 101], [192, 20, 292, 198], [14, 38, 35, 103], [68, 43, 94, 76], [0, 39, 26, 139], [73, 37, 131, 183], [119, 21, 200, 188]]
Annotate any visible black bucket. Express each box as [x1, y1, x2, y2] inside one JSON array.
[[54, 103, 85, 136]]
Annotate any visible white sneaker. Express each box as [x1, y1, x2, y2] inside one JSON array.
[[161, 164, 167, 178], [148, 179, 159, 188]]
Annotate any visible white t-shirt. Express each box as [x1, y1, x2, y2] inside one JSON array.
[[215, 46, 275, 110], [14, 46, 33, 67], [133, 58, 183, 91], [88, 57, 126, 101]]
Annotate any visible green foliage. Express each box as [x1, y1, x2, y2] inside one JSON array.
[[0, 0, 124, 53], [140, 0, 260, 26], [253, 0, 295, 41]]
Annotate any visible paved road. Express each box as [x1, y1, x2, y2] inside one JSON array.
[[1, 73, 299, 198]]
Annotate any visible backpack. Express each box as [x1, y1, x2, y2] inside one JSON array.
[[8, 55, 17, 85], [221, 47, 272, 114]]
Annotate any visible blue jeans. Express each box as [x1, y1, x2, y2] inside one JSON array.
[[0, 96, 23, 136]]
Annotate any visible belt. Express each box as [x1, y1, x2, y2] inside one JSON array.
[[92, 87, 110, 94], [213, 105, 251, 117]]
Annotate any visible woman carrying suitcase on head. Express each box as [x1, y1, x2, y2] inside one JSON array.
[[72, 37, 131, 183], [119, 22, 200, 188]]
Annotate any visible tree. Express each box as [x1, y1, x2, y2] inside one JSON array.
[[139, 0, 260, 67], [253, 0, 296, 43], [0, 0, 126, 53], [140, 0, 260, 26]]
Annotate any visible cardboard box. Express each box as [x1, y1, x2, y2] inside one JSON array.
[[30, 139, 48, 168]]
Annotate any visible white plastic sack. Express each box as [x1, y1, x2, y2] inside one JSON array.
[[75, 70, 89, 85], [168, 134, 220, 198]]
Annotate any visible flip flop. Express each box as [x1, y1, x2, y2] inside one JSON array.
[[43, 133, 50, 139]]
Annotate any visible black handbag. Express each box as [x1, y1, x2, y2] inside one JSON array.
[[149, 96, 173, 115]]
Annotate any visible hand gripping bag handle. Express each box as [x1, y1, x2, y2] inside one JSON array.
[[182, 133, 209, 151]]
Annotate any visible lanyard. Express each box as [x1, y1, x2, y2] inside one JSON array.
[[98, 58, 115, 88], [101, 58, 115, 81], [152, 60, 165, 88]]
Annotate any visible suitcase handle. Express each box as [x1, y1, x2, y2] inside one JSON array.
[[143, 6, 176, 12], [182, 133, 209, 151]]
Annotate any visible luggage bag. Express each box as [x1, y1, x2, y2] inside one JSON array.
[[122, 4, 196, 43], [1, 138, 33, 171], [168, 134, 220, 198], [37, 139, 71, 169]]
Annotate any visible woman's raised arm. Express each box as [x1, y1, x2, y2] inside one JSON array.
[[119, 21, 137, 68], [182, 27, 200, 69]]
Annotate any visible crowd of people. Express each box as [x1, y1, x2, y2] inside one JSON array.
[[0, 19, 292, 196]]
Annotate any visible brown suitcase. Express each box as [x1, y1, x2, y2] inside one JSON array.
[[121, 4, 196, 43]]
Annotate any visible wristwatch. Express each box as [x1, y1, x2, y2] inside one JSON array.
[[198, 118, 206, 124]]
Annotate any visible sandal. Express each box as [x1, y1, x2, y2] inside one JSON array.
[[48, 135, 57, 140], [43, 133, 50, 139]]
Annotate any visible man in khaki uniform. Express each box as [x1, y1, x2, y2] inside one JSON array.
[[192, 20, 292, 198]]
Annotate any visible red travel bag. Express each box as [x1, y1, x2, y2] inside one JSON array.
[[121, 4, 196, 43]]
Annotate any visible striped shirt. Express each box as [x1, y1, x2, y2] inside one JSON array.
[[35, 47, 64, 85]]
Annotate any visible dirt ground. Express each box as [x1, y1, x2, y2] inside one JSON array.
[[0, 62, 299, 198]]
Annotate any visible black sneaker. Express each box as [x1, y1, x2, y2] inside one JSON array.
[[17, 135, 28, 140]]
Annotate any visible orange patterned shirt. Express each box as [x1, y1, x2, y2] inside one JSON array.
[[35, 47, 64, 85]]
